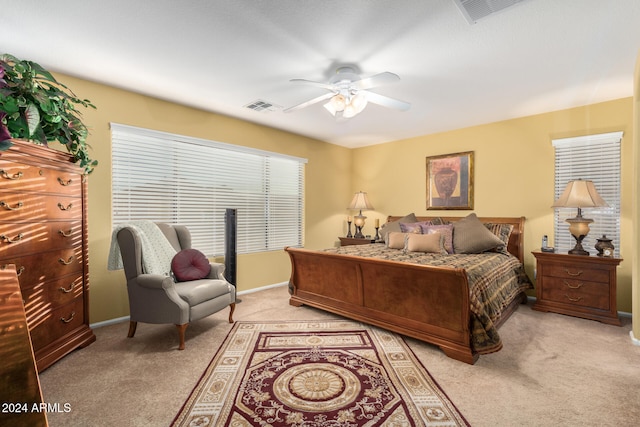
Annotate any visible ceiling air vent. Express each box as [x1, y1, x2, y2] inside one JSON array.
[[244, 99, 281, 113], [453, 0, 531, 24]]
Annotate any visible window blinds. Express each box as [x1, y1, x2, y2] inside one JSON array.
[[111, 123, 306, 256], [552, 132, 622, 256]]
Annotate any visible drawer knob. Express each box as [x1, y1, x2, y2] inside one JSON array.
[[2, 264, 25, 276], [563, 280, 583, 289], [57, 177, 73, 186], [59, 283, 75, 293], [0, 169, 23, 180], [58, 228, 73, 237], [57, 202, 73, 211], [0, 233, 24, 243], [565, 294, 583, 303], [0, 200, 24, 211], [564, 268, 583, 277], [60, 311, 76, 324], [58, 256, 75, 265]]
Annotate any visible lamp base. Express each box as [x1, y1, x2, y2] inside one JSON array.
[[354, 225, 364, 239], [568, 235, 590, 256]]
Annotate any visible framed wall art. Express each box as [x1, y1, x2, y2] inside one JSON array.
[[426, 151, 474, 210]]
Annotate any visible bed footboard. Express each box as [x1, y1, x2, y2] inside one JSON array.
[[285, 247, 478, 364]]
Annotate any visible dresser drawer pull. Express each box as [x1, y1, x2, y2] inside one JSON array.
[[2, 264, 25, 276], [59, 283, 75, 293], [565, 294, 583, 303], [57, 202, 73, 211], [563, 280, 582, 289], [60, 312, 76, 324], [0, 169, 23, 180], [0, 200, 24, 211], [58, 256, 75, 265], [57, 177, 73, 186], [564, 268, 583, 277], [58, 228, 73, 237], [0, 233, 24, 243]]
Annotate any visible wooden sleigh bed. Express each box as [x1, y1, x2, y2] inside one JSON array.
[[285, 215, 532, 364]]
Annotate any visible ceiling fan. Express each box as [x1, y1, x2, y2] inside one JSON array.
[[284, 65, 410, 118]]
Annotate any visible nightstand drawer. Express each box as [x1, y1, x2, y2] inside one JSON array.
[[544, 264, 609, 283], [541, 277, 609, 310]]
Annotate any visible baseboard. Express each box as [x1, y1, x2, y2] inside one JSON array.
[[631, 331, 640, 346], [89, 282, 289, 329]]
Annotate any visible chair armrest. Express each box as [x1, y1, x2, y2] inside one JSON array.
[[207, 262, 226, 280], [136, 274, 175, 290]]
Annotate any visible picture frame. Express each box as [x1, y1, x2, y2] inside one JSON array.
[[426, 151, 474, 210]]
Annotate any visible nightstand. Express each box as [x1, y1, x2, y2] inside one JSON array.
[[339, 237, 376, 246], [532, 251, 622, 325]]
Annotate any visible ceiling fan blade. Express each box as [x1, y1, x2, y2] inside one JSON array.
[[284, 91, 336, 113], [363, 91, 411, 111], [290, 78, 336, 91], [353, 72, 400, 90]]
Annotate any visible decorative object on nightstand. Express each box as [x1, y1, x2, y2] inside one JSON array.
[[348, 191, 374, 239], [595, 235, 614, 257], [532, 251, 622, 325], [374, 218, 381, 241], [551, 179, 608, 256], [346, 216, 353, 237]]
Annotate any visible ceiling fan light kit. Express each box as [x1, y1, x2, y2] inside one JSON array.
[[285, 65, 410, 119]]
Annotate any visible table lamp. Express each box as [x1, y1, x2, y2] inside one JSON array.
[[348, 191, 374, 238], [551, 179, 608, 255]]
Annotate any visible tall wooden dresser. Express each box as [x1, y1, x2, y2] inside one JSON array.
[[0, 140, 95, 371]]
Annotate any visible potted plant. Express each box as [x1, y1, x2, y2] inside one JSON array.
[[0, 53, 97, 173]]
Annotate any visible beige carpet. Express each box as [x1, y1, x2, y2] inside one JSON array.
[[39, 285, 640, 426], [172, 320, 469, 426]]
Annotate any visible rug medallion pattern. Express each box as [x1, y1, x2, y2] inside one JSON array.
[[172, 321, 469, 426]]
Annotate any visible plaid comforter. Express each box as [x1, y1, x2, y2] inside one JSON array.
[[323, 244, 533, 354]]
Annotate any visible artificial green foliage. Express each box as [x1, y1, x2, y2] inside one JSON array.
[[0, 53, 97, 174]]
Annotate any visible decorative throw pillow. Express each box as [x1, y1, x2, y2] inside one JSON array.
[[452, 213, 505, 254], [484, 223, 514, 253], [380, 213, 417, 242], [171, 249, 211, 282], [406, 233, 446, 254], [386, 232, 408, 249], [420, 223, 454, 253], [399, 221, 430, 234]]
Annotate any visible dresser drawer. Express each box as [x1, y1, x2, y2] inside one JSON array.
[[28, 297, 85, 350], [0, 221, 82, 257], [0, 160, 82, 195], [543, 263, 609, 283], [0, 191, 82, 220], [1, 246, 83, 288], [22, 274, 84, 320], [541, 276, 609, 310]]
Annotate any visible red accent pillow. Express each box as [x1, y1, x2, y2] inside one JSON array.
[[171, 249, 211, 282]]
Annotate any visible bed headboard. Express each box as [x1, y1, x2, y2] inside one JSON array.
[[386, 215, 526, 264]]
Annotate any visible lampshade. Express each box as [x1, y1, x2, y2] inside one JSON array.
[[551, 179, 608, 209], [348, 192, 374, 211]]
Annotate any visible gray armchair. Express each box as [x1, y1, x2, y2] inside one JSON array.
[[116, 223, 235, 350]]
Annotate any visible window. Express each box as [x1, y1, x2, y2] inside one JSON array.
[[111, 123, 306, 256], [552, 131, 622, 256]]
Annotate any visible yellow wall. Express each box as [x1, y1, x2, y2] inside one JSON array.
[[54, 73, 352, 323], [52, 73, 636, 322], [633, 50, 640, 340], [353, 98, 635, 313]]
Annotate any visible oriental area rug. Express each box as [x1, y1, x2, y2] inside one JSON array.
[[171, 320, 469, 426]]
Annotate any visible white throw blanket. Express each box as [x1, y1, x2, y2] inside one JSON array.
[[107, 221, 177, 276]]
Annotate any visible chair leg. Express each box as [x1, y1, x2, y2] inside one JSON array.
[[176, 324, 188, 350], [127, 321, 138, 338], [228, 302, 236, 323]]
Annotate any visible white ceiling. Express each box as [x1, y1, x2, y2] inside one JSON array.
[[2, 0, 640, 148]]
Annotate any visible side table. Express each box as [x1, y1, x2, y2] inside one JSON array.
[[532, 251, 622, 325], [339, 237, 376, 246]]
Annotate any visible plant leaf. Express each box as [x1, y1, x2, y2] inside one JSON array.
[[24, 103, 40, 136]]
